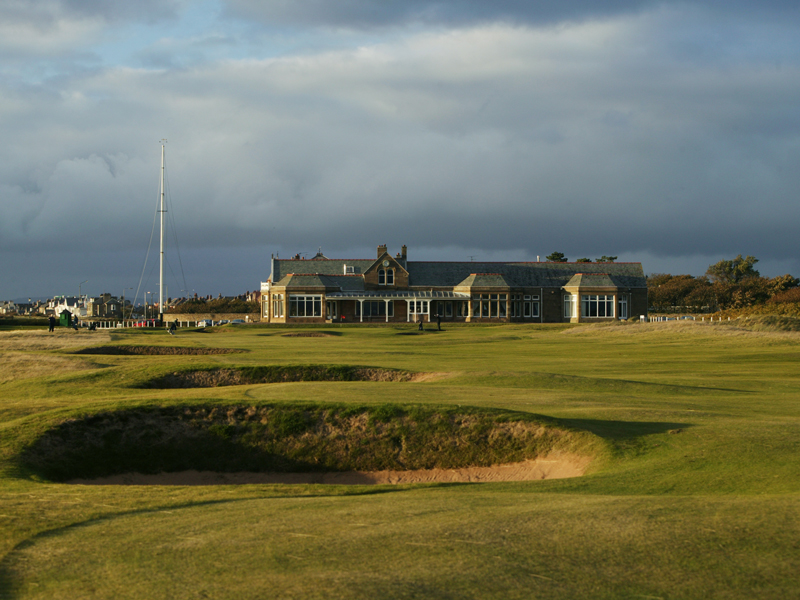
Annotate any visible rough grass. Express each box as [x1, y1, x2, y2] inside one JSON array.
[[1, 322, 800, 599], [18, 404, 596, 481], [141, 365, 424, 388]]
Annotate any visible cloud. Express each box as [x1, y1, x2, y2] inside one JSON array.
[[221, 0, 800, 29], [1, 5, 800, 296], [0, 0, 185, 58]]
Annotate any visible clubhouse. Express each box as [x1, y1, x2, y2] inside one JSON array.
[[259, 245, 647, 324]]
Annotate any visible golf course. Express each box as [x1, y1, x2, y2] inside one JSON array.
[[1, 319, 798, 599]]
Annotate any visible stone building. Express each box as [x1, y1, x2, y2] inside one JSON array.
[[260, 245, 647, 324]]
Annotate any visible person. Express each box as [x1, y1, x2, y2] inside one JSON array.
[[437, 313, 442, 331], [48, 315, 55, 332], [418, 316, 423, 331], [72, 315, 79, 331], [168, 320, 177, 335]]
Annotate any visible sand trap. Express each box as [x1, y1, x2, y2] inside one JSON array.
[[282, 332, 338, 338], [68, 455, 590, 486]]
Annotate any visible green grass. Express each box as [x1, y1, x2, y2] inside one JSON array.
[[1, 321, 800, 598]]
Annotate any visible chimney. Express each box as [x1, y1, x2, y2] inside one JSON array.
[[377, 244, 387, 258], [401, 245, 407, 260]]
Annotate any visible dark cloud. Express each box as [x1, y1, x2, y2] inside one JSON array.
[[2, 5, 800, 297], [222, 0, 800, 28]]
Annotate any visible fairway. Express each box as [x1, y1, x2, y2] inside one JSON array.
[[1, 321, 799, 599]]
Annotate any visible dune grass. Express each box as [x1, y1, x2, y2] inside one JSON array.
[[1, 321, 799, 598]]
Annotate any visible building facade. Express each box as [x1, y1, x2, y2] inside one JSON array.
[[260, 245, 647, 324]]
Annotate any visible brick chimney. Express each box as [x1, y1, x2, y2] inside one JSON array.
[[377, 244, 387, 257], [401, 245, 407, 260]]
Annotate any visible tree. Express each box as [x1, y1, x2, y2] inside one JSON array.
[[576, 258, 592, 263], [767, 274, 800, 297], [596, 255, 617, 263], [706, 255, 759, 284], [546, 252, 568, 262], [647, 274, 712, 312]]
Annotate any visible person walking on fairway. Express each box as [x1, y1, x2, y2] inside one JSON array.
[[48, 315, 55, 332], [168, 320, 177, 336]]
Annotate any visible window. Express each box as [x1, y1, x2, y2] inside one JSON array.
[[458, 301, 469, 317], [618, 296, 628, 319], [564, 294, 576, 319], [378, 268, 394, 286], [409, 300, 429, 315], [272, 294, 284, 318], [472, 294, 507, 318], [581, 295, 615, 318], [326, 300, 337, 319], [445, 302, 453, 317], [289, 294, 322, 317], [356, 301, 394, 317]]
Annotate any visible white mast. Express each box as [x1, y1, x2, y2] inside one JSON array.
[[159, 139, 167, 322]]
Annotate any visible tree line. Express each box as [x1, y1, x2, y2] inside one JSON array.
[[169, 297, 260, 314], [648, 255, 799, 313]]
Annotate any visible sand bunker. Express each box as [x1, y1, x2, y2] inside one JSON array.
[[69, 455, 590, 486], [74, 345, 241, 356], [282, 332, 338, 338]]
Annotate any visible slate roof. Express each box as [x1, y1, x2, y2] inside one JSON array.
[[270, 258, 646, 290], [456, 273, 511, 288], [407, 261, 646, 288], [564, 273, 618, 288], [275, 274, 365, 291], [271, 259, 376, 281]]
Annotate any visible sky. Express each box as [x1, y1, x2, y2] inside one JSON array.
[[2, 0, 799, 301]]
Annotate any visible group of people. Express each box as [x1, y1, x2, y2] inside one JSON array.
[[46, 314, 179, 334]]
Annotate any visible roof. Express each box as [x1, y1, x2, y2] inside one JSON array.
[[270, 258, 646, 289], [456, 273, 511, 288], [564, 273, 618, 288], [275, 274, 365, 291], [272, 259, 376, 280], [407, 261, 645, 288]]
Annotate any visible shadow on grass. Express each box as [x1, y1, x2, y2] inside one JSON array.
[[0, 487, 404, 596], [557, 417, 691, 440]]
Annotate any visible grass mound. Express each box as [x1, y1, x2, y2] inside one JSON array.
[[142, 365, 420, 388], [74, 345, 242, 356], [731, 315, 800, 332], [18, 404, 597, 482]]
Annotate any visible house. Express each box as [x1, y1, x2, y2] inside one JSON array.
[[85, 293, 124, 319], [260, 245, 647, 324]]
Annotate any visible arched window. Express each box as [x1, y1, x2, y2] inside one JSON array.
[[378, 269, 385, 284], [386, 268, 394, 285]]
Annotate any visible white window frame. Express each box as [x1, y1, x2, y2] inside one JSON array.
[[564, 294, 577, 319], [619, 296, 628, 319], [272, 293, 284, 318], [581, 294, 615, 318], [289, 294, 322, 318], [409, 300, 429, 315]]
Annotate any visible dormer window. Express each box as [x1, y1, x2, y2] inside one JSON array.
[[379, 267, 394, 286], [344, 265, 355, 275]]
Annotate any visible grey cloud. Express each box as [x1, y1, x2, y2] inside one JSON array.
[[222, 0, 800, 28], [2, 0, 185, 26], [2, 10, 800, 297]]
